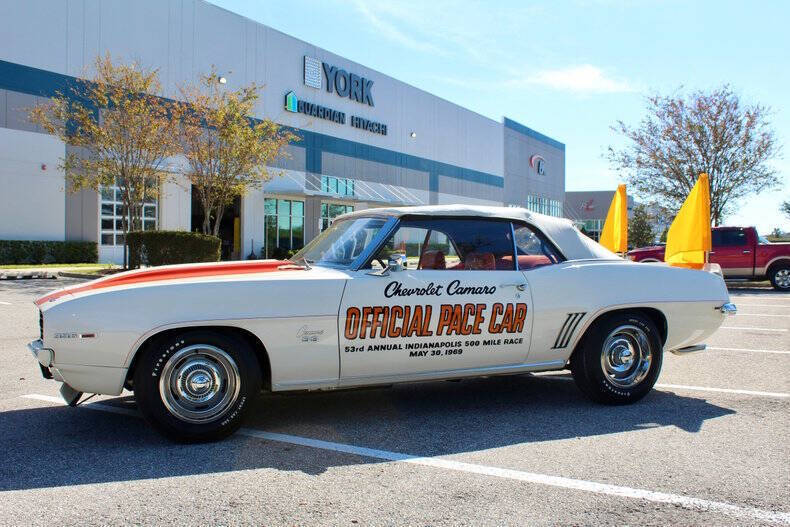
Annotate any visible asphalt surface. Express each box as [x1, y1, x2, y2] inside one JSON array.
[[0, 278, 788, 525]]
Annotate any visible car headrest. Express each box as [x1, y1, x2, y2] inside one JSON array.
[[464, 252, 495, 270], [419, 249, 446, 270]]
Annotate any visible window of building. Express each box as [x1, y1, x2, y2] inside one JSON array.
[[321, 175, 355, 197], [99, 181, 157, 246], [525, 195, 562, 217], [264, 198, 304, 258], [321, 203, 355, 231], [576, 219, 604, 241]]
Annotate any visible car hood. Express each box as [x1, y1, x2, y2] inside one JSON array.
[[35, 259, 307, 306]]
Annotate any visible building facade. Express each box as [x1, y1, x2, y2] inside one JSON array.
[[0, 0, 565, 263], [563, 190, 635, 242]]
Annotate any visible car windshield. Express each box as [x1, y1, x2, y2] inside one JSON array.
[[291, 216, 388, 268]]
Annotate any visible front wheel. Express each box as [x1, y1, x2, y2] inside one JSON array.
[[769, 265, 790, 291], [133, 330, 262, 442], [570, 312, 663, 404]]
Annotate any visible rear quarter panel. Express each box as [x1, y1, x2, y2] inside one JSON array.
[[525, 260, 729, 364]]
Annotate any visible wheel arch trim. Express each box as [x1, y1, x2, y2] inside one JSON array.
[[124, 321, 271, 391], [566, 304, 668, 360]]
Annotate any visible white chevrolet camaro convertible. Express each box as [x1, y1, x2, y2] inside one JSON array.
[[30, 205, 735, 441]]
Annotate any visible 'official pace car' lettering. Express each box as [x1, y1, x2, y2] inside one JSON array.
[[344, 303, 528, 340]]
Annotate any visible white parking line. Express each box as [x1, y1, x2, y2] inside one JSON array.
[[719, 326, 788, 332], [735, 313, 790, 318], [17, 393, 790, 525], [656, 384, 790, 398], [709, 346, 790, 355], [0, 301, 11, 305], [530, 374, 790, 398], [731, 303, 790, 308]]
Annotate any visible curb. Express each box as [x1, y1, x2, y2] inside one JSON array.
[[0, 271, 57, 280], [58, 272, 100, 279]]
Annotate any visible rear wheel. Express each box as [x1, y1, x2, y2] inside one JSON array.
[[769, 264, 790, 291], [133, 330, 261, 442], [570, 312, 662, 404]]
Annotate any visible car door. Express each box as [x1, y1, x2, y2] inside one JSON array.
[[338, 217, 532, 383], [710, 228, 752, 277]]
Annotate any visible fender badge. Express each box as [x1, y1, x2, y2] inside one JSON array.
[[297, 326, 324, 342], [54, 332, 97, 339]]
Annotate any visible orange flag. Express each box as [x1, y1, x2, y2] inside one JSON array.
[[599, 184, 628, 253], [665, 173, 712, 269]]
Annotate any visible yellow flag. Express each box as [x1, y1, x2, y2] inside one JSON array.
[[599, 184, 628, 253], [665, 173, 711, 269]]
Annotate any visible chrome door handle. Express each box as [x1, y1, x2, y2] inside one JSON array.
[[742, 250, 751, 254], [501, 282, 527, 291]]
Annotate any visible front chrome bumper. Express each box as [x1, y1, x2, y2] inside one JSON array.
[[669, 344, 706, 355], [28, 339, 53, 367], [28, 339, 61, 381]]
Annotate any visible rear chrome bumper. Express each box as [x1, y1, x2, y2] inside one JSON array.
[[669, 344, 706, 355]]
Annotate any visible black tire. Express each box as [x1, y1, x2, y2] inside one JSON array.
[[133, 330, 262, 442], [570, 312, 663, 404], [768, 264, 790, 291]]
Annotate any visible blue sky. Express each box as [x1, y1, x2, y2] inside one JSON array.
[[213, 0, 790, 233]]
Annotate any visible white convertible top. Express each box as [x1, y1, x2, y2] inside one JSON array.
[[342, 204, 620, 261]]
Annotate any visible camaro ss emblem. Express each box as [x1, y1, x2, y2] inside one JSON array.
[[297, 326, 324, 342], [54, 332, 96, 339]]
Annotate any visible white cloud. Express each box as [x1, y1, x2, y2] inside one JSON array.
[[519, 65, 635, 94]]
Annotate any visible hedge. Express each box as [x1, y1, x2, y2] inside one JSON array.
[[127, 230, 221, 268], [0, 240, 98, 265]]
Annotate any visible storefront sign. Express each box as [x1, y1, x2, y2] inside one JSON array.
[[303, 56, 375, 107], [285, 91, 387, 135]]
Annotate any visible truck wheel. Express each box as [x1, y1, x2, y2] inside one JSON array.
[[769, 265, 790, 291], [570, 312, 663, 404], [133, 330, 261, 442]]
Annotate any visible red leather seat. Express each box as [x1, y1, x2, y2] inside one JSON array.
[[464, 252, 496, 270], [419, 250, 446, 270]]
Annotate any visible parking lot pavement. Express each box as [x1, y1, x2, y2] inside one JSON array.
[[1, 279, 788, 525]]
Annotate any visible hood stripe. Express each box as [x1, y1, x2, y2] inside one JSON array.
[[35, 260, 297, 306]]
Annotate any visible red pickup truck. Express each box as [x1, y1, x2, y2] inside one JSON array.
[[628, 226, 790, 290]]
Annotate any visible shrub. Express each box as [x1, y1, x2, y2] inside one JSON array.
[[126, 230, 221, 268], [0, 240, 98, 265], [268, 247, 299, 260]]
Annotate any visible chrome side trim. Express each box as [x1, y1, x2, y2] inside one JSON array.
[[669, 344, 706, 355]]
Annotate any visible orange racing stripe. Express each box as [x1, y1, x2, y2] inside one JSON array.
[[35, 260, 297, 306]]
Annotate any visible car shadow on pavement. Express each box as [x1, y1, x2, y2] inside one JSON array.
[[0, 373, 734, 491]]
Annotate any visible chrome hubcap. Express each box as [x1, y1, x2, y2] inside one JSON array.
[[601, 325, 653, 388], [775, 269, 790, 289], [159, 344, 240, 423]]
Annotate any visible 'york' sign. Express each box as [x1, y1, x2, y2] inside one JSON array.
[[303, 56, 374, 107], [322, 63, 375, 107]]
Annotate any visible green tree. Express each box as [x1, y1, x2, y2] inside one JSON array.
[[29, 54, 180, 266], [175, 71, 298, 236], [608, 86, 781, 226], [782, 199, 790, 220], [628, 204, 655, 248]]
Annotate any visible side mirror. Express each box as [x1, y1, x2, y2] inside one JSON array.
[[388, 253, 407, 272]]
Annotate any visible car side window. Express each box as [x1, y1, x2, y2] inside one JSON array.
[[713, 229, 747, 247], [370, 218, 515, 271], [513, 224, 562, 270]]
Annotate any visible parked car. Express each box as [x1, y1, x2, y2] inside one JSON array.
[[628, 226, 790, 290], [29, 205, 735, 441]]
